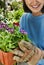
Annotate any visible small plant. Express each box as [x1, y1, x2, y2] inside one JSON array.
[[0, 21, 29, 52]]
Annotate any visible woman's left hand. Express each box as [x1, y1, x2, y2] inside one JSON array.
[[12, 40, 34, 62]]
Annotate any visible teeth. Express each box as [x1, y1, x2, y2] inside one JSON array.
[[32, 6, 38, 8]]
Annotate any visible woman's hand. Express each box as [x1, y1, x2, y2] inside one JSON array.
[[11, 40, 43, 65], [12, 40, 34, 62], [27, 48, 42, 65]]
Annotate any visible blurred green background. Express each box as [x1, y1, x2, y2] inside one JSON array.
[[0, 0, 24, 22]]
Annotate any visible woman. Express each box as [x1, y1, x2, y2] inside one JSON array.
[[13, 0, 44, 65]]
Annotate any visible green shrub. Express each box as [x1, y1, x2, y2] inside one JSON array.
[[5, 9, 24, 22], [14, 9, 24, 21], [11, 1, 23, 11]]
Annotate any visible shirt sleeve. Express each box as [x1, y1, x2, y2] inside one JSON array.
[[37, 59, 44, 65]]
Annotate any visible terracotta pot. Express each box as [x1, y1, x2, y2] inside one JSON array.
[[0, 50, 16, 65], [0, 50, 4, 64]]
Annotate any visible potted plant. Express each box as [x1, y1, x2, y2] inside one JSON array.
[[0, 21, 29, 65], [0, 21, 16, 65]]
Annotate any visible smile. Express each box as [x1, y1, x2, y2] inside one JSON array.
[[31, 4, 40, 8]]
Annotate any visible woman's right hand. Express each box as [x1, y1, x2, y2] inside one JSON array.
[[11, 40, 43, 65]]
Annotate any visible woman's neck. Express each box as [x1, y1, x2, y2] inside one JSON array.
[[32, 12, 43, 16]]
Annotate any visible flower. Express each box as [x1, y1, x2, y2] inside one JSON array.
[[0, 22, 8, 29], [0, 24, 3, 29], [13, 22, 19, 26], [0, 21, 14, 34], [0, 21, 29, 52], [20, 29, 27, 34], [0, 22, 5, 29], [6, 28, 14, 33]]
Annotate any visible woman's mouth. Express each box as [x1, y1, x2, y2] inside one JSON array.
[[31, 4, 40, 8]]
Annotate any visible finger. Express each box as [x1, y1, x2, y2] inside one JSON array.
[[27, 62, 32, 65], [11, 49, 24, 57], [18, 40, 28, 52], [18, 40, 33, 52], [13, 56, 23, 62], [23, 50, 35, 62], [27, 48, 42, 65], [21, 40, 33, 50]]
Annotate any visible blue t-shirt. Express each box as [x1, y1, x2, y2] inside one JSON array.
[[20, 13, 44, 65], [20, 13, 44, 50]]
